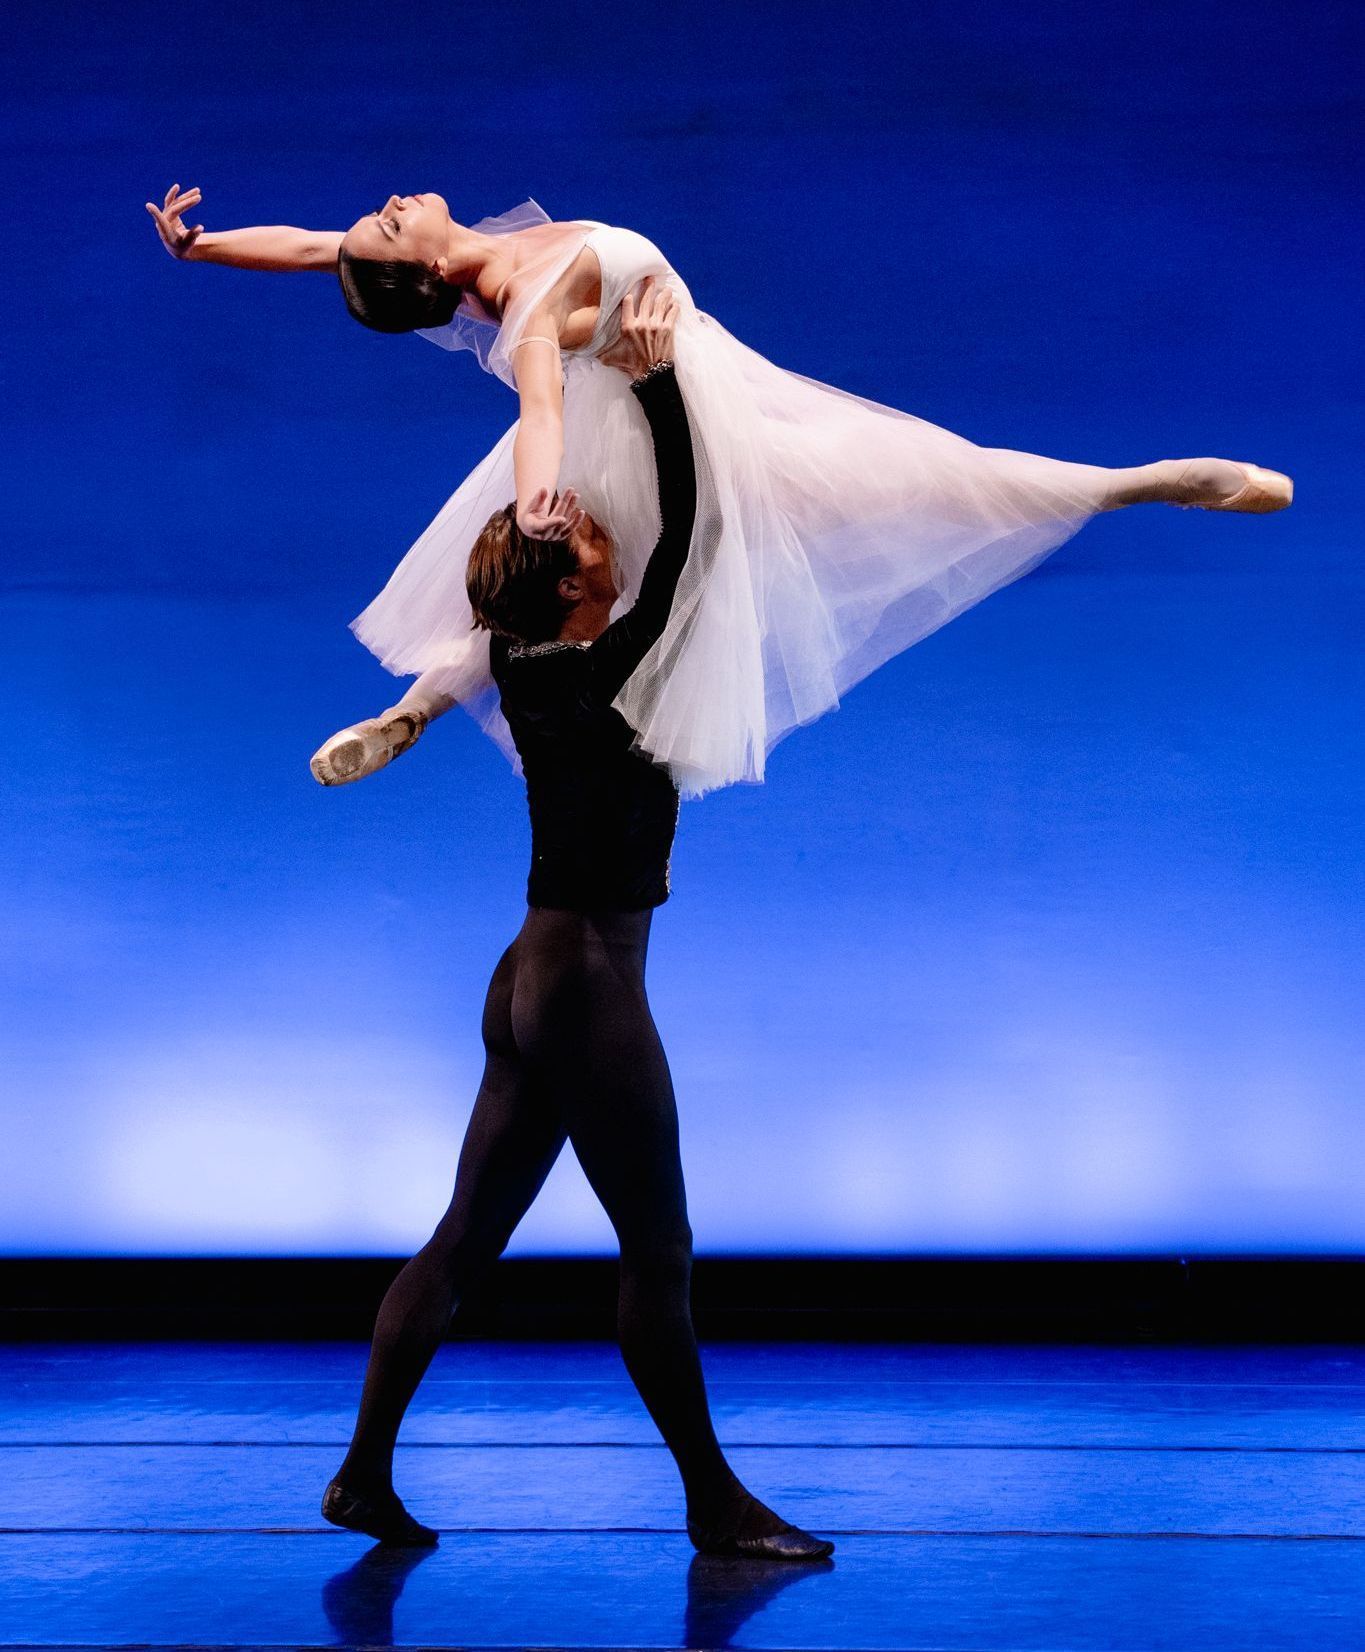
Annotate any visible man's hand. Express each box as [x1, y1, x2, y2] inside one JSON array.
[[601, 275, 679, 377], [519, 485, 587, 542], [146, 183, 205, 260]]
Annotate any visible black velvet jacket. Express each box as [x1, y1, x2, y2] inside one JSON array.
[[489, 365, 699, 911]]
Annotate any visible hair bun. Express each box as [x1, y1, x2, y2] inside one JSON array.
[[338, 248, 461, 335]]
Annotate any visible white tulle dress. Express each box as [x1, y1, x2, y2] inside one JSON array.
[[349, 199, 1110, 799]]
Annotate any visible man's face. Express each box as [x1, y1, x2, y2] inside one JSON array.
[[568, 511, 618, 603]]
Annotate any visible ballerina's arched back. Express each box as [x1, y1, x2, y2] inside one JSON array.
[[349, 200, 1110, 799]]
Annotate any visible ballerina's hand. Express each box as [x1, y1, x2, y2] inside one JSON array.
[[145, 182, 205, 260], [519, 486, 586, 542]]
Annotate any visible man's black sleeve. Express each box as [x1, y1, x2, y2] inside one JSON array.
[[585, 363, 699, 705]]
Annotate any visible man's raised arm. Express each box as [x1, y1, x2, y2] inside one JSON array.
[[587, 280, 698, 702]]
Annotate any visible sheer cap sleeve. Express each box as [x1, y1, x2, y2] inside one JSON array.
[[414, 198, 593, 390]]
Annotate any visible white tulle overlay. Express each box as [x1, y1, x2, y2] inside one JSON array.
[[349, 200, 1112, 799]]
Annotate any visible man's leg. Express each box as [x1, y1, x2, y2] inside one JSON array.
[[509, 911, 832, 1556], [334, 939, 567, 1497]]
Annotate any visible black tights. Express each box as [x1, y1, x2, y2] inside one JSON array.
[[337, 904, 743, 1521]]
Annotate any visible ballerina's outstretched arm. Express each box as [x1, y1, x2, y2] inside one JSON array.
[[146, 182, 343, 271]]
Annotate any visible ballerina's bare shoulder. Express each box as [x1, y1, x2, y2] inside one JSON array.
[[470, 221, 603, 352]]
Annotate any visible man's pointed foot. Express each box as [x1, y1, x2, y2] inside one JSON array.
[[321, 1476, 439, 1546], [687, 1489, 834, 1561]]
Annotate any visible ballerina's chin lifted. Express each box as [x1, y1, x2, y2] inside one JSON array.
[[146, 182, 1293, 800]]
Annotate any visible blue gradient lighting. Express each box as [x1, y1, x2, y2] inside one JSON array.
[[3, 0, 1361, 1256]]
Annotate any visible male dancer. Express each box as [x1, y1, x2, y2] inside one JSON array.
[[320, 278, 835, 1561]]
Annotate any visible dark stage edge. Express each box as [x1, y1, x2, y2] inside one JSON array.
[[3, 1256, 1364, 1340]]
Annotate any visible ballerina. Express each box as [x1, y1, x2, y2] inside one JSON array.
[[146, 183, 1293, 797]]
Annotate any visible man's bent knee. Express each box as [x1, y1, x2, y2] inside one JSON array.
[[619, 1228, 694, 1285]]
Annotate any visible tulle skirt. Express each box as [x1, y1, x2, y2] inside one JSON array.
[[349, 304, 1111, 799]]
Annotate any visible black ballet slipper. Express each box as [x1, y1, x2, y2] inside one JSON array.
[[321, 1476, 439, 1547], [687, 1492, 835, 1561]]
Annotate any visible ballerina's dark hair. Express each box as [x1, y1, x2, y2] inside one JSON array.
[[336, 244, 461, 334]]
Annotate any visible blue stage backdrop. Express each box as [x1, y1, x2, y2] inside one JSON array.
[[3, 0, 1360, 1256]]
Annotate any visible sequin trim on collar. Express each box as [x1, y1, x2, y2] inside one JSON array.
[[506, 638, 594, 658]]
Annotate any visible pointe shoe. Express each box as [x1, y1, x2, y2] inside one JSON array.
[[321, 1476, 439, 1546], [310, 707, 428, 787], [687, 1494, 836, 1561], [1167, 458, 1294, 513]]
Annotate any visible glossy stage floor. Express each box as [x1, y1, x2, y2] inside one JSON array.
[[4, 1340, 1365, 1649]]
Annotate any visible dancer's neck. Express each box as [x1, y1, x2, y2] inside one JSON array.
[[556, 600, 613, 643], [441, 223, 499, 290]]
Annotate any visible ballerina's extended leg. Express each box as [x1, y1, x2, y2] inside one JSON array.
[[1086, 456, 1294, 513], [310, 670, 458, 787]]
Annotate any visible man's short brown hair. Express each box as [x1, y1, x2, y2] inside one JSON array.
[[466, 503, 578, 643]]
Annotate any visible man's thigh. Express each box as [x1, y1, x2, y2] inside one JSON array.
[[559, 979, 692, 1247], [428, 942, 568, 1254]]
